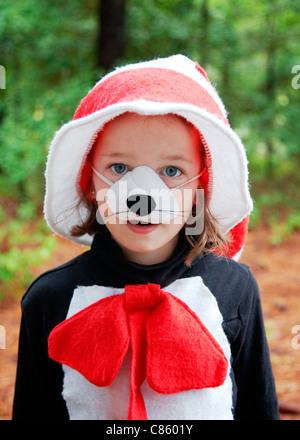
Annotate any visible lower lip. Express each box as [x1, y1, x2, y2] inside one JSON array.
[[126, 222, 159, 235]]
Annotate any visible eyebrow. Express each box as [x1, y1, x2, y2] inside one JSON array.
[[100, 152, 130, 158], [100, 152, 193, 164], [162, 155, 193, 164]]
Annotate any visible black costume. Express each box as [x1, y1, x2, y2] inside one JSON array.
[[13, 229, 279, 420]]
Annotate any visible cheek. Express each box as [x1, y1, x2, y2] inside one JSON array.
[[95, 186, 115, 224], [93, 172, 112, 207], [190, 126, 203, 171], [172, 187, 197, 215], [92, 174, 104, 193]]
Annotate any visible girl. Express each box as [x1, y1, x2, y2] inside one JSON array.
[[13, 55, 279, 420]]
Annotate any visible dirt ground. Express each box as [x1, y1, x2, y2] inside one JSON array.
[[0, 226, 299, 420]]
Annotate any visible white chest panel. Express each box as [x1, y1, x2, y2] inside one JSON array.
[[62, 276, 233, 420]]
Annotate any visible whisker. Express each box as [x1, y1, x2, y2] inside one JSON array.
[[100, 208, 194, 221]]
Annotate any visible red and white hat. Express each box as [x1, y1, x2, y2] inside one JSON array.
[[44, 54, 253, 259]]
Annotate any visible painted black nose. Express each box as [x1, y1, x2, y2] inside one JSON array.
[[126, 194, 156, 216]]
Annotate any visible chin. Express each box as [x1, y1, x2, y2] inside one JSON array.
[[124, 236, 165, 254], [107, 222, 182, 262]]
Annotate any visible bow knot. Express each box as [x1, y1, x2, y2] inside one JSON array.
[[48, 283, 228, 420], [125, 283, 162, 314]]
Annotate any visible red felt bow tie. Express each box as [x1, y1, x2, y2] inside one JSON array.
[[48, 283, 228, 420]]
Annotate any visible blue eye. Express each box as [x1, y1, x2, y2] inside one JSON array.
[[162, 166, 182, 178], [110, 164, 128, 175]]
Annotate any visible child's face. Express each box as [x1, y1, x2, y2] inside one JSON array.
[[91, 113, 202, 265]]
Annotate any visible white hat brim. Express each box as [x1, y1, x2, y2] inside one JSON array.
[[44, 100, 253, 246]]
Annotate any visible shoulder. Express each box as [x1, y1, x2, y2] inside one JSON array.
[[22, 255, 80, 302], [21, 252, 93, 328], [191, 252, 259, 321]]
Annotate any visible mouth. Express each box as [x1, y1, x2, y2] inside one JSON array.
[[131, 221, 153, 225], [126, 221, 159, 234]]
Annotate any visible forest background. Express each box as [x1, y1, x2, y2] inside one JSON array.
[[0, 0, 300, 420], [0, 0, 299, 293]]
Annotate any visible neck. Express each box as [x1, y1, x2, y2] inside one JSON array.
[[90, 228, 192, 288], [117, 234, 180, 266]]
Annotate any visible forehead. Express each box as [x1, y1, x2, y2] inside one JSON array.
[[104, 112, 189, 128], [93, 112, 199, 157]]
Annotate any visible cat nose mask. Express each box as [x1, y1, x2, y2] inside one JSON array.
[[92, 165, 203, 224]]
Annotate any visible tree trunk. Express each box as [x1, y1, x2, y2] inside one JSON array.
[[264, 8, 277, 177], [96, 0, 127, 72], [199, 0, 210, 67]]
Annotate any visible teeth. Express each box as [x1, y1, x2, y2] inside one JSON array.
[[129, 220, 152, 225]]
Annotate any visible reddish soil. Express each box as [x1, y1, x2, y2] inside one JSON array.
[[240, 227, 300, 420], [0, 227, 299, 420]]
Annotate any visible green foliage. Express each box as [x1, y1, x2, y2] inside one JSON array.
[[270, 211, 300, 245], [249, 173, 300, 244], [0, 213, 57, 300], [0, 0, 101, 202]]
